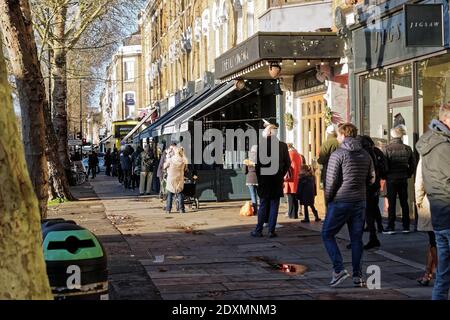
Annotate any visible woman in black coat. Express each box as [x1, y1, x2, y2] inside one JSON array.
[[297, 165, 321, 223]]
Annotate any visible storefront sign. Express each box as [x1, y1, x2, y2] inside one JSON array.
[[216, 36, 260, 79], [405, 4, 443, 47], [295, 69, 322, 91], [353, 7, 446, 73], [215, 33, 343, 80]]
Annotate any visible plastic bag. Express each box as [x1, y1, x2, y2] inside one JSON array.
[[240, 201, 254, 217]]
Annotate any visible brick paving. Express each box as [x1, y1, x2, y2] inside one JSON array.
[[49, 174, 440, 300]]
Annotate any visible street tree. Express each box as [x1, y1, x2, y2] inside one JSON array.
[[0, 0, 49, 216], [31, 0, 144, 178], [0, 34, 52, 299]]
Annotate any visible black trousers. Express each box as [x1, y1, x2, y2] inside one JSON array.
[[366, 192, 382, 240], [105, 165, 111, 176], [87, 166, 96, 179], [387, 179, 410, 229], [303, 204, 319, 221], [287, 194, 299, 219]]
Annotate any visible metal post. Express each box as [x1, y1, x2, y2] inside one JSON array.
[[121, 48, 125, 120], [80, 79, 83, 148]]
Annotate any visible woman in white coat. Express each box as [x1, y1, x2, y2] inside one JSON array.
[[164, 147, 188, 213], [415, 158, 438, 286]]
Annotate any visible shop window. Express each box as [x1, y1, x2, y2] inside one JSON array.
[[417, 55, 450, 136], [391, 64, 412, 99], [361, 71, 388, 145]]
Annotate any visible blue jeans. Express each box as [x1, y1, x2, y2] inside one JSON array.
[[254, 198, 280, 234], [433, 229, 450, 300], [166, 192, 185, 212], [322, 201, 366, 277], [248, 185, 258, 205]]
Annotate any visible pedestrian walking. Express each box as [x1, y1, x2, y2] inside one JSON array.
[[104, 149, 112, 176], [415, 158, 438, 287], [361, 135, 388, 250], [139, 145, 155, 195], [87, 151, 99, 179], [297, 165, 321, 223], [321, 123, 375, 288], [383, 126, 416, 234], [243, 145, 258, 215], [251, 123, 291, 238], [157, 142, 176, 200], [131, 145, 142, 190], [164, 147, 188, 214], [416, 103, 450, 300], [111, 147, 119, 178], [120, 145, 133, 189], [284, 143, 302, 219], [318, 125, 339, 193]]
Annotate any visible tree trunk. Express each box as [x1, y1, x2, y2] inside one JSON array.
[[43, 94, 75, 201], [51, 6, 71, 172], [0, 0, 49, 217], [0, 24, 53, 300]]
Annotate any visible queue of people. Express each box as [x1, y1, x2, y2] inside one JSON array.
[[244, 106, 449, 297]]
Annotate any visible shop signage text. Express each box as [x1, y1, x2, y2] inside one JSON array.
[[405, 4, 443, 47], [353, 5, 446, 72], [221, 47, 250, 74]]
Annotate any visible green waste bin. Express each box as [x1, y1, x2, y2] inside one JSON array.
[[41, 219, 108, 300]]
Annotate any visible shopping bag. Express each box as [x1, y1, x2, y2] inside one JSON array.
[[240, 201, 254, 217]]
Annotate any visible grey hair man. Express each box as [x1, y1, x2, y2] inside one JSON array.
[[382, 125, 416, 234], [416, 103, 450, 300]]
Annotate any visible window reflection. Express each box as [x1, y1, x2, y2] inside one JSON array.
[[361, 71, 388, 145]]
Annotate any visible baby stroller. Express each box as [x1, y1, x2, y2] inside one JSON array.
[[182, 178, 199, 211]]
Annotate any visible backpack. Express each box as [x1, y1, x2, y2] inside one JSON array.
[[373, 147, 388, 180]]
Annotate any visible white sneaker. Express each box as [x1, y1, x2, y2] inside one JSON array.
[[263, 223, 269, 228], [276, 224, 283, 229], [330, 270, 350, 287]]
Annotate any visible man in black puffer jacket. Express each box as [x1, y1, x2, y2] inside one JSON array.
[[383, 126, 416, 234], [416, 104, 450, 300], [322, 123, 375, 288]]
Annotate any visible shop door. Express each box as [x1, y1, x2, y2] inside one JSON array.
[[388, 98, 415, 148], [301, 93, 326, 165], [387, 98, 416, 221], [301, 93, 326, 214]]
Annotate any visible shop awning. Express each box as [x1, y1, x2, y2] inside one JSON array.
[[214, 32, 344, 81], [161, 81, 236, 134], [138, 85, 217, 140], [120, 107, 157, 144], [99, 134, 113, 144]]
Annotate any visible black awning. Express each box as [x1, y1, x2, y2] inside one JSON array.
[[214, 32, 344, 81], [138, 85, 213, 140]]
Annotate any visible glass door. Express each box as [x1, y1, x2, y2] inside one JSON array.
[[388, 99, 415, 148]]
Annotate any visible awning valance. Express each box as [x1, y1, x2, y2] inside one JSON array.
[[120, 107, 157, 144], [99, 134, 113, 144], [214, 32, 344, 81], [161, 81, 236, 134]]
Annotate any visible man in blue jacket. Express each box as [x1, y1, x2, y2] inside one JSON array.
[[322, 123, 375, 288], [416, 104, 450, 300]]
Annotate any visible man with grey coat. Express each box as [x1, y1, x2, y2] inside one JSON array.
[[416, 104, 450, 300]]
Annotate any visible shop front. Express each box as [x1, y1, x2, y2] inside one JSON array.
[[351, 0, 450, 215]]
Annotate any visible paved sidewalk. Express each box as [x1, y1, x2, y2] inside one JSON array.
[[77, 174, 436, 300], [47, 181, 162, 300]]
